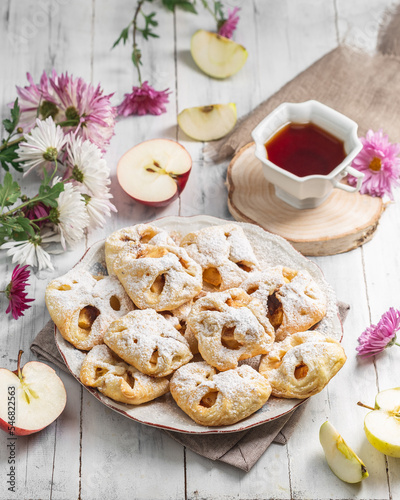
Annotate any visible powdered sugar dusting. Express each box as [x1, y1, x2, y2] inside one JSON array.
[[56, 216, 342, 433]]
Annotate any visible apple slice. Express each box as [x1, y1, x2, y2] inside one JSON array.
[[363, 387, 400, 458], [178, 103, 237, 141], [117, 139, 192, 207], [0, 351, 67, 436], [319, 421, 369, 483], [190, 30, 248, 79]]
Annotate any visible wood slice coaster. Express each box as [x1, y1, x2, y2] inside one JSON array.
[[227, 143, 385, 256]]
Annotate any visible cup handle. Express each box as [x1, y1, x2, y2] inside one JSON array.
[[335, 166, 365, 193]]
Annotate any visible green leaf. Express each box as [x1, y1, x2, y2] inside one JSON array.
[[0, 172, 21, 208], [0, 142, 24, 173], [0, 216, 24, 234], [214, 1, 224, 19], [15, 216, 36, 238], [37, 181, 64, 208], [2, 99, 20, 135], [162, 0, 197, 13], [112, 25, 131, 49]]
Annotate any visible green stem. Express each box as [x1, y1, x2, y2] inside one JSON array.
[[133, 0, 145, 86], [48, 158, 58, 184], [0, 136, 25, 153], [395, 342, 400, 347], [201, 0, 219, 23], [2, 199, 37, 217]]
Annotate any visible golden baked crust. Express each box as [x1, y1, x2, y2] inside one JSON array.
[[187, 288, 275, 371], [105, 223, 176, 275], [104, 309, 193, 377], [80, 344, 169, 405], [170, 361, 272, 426], [242, 266, 327, 341], [45, 270, 134, 351], [159, 301, 199, 354], [113, 243, 202, 311], [180, 224, 260, 291], [259, 331, 346, 399]]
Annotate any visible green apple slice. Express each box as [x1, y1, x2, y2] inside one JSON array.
[[319, 421, 369, 483], [190, 30, 248, 79], [178, 103, 237, 141], [364, 387, 400, 458]]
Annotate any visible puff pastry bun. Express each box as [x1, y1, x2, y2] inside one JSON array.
[[180, 224, 260, 291], [170, 361, 272, 426], [113, 243, 202, 311], [242, 266, 327, 341], [187, 288, 275, 370], [259, 331, 346, 399], [80, 344, 169, 404], [159, 301, 199, 354], [104, 309, 193, 377], [45, 270, 134, 350], [105, 223, 176, 275]]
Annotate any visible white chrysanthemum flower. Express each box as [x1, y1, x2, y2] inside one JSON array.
[[84, 191, 117, 230], [0, 231, 60, 271], [67, 135, 110, 197], [50, 180, 89, 249], [17, 117, 66, 176]]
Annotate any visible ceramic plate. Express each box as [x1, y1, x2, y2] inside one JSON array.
[[55, 215, 342, 434]]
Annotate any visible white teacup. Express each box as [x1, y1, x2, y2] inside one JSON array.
[[251, 100, 364, 209]]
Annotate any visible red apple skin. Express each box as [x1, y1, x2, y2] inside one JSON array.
[[117, 139, 192, 207], [0, 417, 48, 436], [0, 361, 67, 436]]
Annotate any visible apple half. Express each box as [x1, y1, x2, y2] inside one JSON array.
[[364, 387, 400, 458], [178, 103, 237, 141], [190, 30, 248, 79], [0, 351, 67, 436], [117, 139, 192, 207], [319, 421, 369, 483]]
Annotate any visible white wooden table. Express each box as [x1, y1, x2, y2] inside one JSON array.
[[1, 1, 400, 499]]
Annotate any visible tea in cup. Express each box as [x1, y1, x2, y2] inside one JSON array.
[[251, 100, 364, 209]]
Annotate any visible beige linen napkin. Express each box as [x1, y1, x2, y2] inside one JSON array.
[[30, 303, 349, 472]]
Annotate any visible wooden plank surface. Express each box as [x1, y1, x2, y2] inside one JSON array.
[[0, 1, 399, 499]]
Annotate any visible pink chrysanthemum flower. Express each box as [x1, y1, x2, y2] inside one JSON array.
[[15, 70, 116, 152], [15, 70, 58, 133], [50, 73, 116, 152], [117, 81, 170, 117], [348, 129, 400, 199], [4, 265, 34, 320], [356, 307, 400, 358], [23, 202, 50, 228], [218, 7, 240, 39]]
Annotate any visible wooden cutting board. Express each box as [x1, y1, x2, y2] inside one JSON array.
[[227, 143, 385, 256]]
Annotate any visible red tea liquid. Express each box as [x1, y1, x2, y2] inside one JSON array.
[[264, 122, 346, 177]]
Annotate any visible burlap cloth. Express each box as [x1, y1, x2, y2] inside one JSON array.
[[30, 8, 400, 471], [205, 8, 400, 162], [31, 303, 349, 471]]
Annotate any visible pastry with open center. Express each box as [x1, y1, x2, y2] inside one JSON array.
[[187, 288, 275, 371], [170, 361, 272, 426], [259, 330, 346, 399], [105, 223, 176, 276], [158, 301, 199, 354], [180, 223, 260, 291], [45, 270, 134, 351], [80, 344, 169, 405], [103, 309, 193, 377], [113, 243, 202, 311], [241, 266, 327, 341]]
